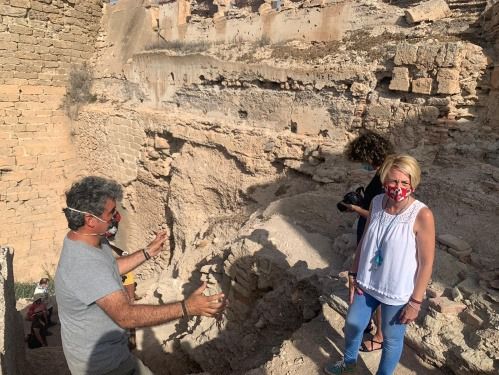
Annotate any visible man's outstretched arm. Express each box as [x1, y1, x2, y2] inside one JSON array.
[[113, 230, 168, 275], [96, 282, 225, 329]]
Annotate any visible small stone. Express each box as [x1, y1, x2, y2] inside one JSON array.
[[200, 264, 213, 274], [263, 141, 275, 153], [451, 287, 463, 302], [426, 283, 445, 298]]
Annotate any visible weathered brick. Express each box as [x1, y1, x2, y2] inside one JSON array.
[[416, 44, 440, 68], [10, 0, 31, 9], [0, 93, 20, 102], [394, 43, 418, 65], [389, 67, 410, 92], [15, 51, 40, 59], [429, 297, 467, 314], [19, 85, 45, 95], [14, 72, 38, 79], [0, 40, 17, 50], [8, 23, 32, 35], [436, 68, 460, 94], [0, 5, 27, 17], [412, 78, 433, 95]]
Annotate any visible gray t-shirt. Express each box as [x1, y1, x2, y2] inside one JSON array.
[[55, 237, 129, 374]]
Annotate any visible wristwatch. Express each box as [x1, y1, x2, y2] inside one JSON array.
[[121, 251, 129, 256]]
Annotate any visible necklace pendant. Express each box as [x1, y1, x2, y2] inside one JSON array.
[[375, 253, 383, 267]]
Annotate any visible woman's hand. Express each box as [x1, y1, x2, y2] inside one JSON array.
[[146, 230, 168, 257], [348, 276, 363, 305], [340, 203, 357, 213], [399, 303, 420, 324]]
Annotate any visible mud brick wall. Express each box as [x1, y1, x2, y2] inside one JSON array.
[[0, 0, 103, 281]]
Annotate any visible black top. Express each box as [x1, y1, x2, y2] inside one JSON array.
[[356, 173, 383, 244]]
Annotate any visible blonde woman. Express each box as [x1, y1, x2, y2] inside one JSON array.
[[325, 154, 435, 375]]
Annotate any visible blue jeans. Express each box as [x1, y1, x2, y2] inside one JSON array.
[[344, 291, 407, 375]]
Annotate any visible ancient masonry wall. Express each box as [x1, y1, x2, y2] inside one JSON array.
[[0, 247, 26, 375], [0, 0, 103, 281]]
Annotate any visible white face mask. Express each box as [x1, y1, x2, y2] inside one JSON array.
[[66, 207, 121, 237]]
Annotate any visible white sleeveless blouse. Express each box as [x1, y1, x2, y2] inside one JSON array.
[[356, 194, 426, 305]]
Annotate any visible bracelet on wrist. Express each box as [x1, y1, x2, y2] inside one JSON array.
[[142, 248, 151, 261], [181, 300, 189, 317], [408, 301, 421, 311], [409, 296, 422, 304]]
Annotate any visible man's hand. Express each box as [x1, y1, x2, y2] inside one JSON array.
[[146, 230, 168, 257], [185, 282, 226, 317]]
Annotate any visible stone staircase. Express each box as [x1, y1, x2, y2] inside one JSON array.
[[446, 0, 487, 15]]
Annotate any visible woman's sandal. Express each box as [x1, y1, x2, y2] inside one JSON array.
[[359, 338, 383, 352]]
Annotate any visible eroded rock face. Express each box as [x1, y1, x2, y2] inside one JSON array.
[[67, 1, 499, 373]]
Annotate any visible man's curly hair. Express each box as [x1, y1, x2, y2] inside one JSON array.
[[346, 131, 394, 168], [63, 176, 123, 230]]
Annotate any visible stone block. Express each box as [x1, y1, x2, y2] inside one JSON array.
[[0, 5, 27, 17], [429, 296, 467, 314], [389, 67, 410, 92], [491, 66, 499, 90], [436, 68, 460, 94], [0, 40, 17, 50], [426, 282, 445, 298], [405, 0, 451, 24], [412, 78, 432, 94], [459, 310, 483, 328], [416, 44, 440, 68], [436, 42, 463, 68], [437, 234, 471, 252], [394, 43, 418, 65], [420, 106, 439, 122]]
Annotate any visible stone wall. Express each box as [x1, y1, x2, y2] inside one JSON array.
[[0, 0, 103, 281], [157, 0, 352, 44], [0, 247, 26, 375]]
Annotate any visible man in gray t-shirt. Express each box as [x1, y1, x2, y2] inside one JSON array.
[[56, 238, 129, 374], [56, 176, 226, 374]]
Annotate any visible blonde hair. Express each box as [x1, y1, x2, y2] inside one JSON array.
[[379, 154, 421, 189]]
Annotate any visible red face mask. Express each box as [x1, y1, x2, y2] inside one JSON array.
[[384, 185, 413, 202]]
